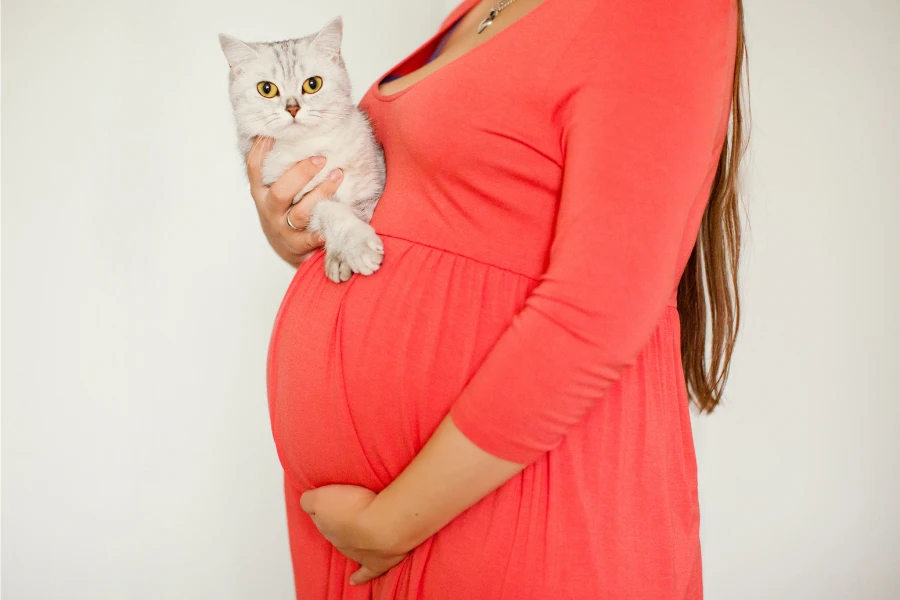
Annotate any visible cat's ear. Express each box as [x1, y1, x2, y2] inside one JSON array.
[[219, 34, 258, 72], [311, 16, 343, 58]]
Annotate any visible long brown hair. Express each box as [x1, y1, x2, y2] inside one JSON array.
[[678, 0, 749, 413]]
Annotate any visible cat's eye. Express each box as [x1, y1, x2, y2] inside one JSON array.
[[257, 81, 279, 98], [302, 76, 323, 94]]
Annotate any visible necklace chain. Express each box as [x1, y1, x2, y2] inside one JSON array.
[[477, 0, 520, 33]]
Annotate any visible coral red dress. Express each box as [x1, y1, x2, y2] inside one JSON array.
[[266, 0, 738, 598]]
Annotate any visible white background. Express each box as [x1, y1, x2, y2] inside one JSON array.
[[2, 0, 898, 598]]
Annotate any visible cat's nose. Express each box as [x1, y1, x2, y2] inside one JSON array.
[[285, 99, 300, 118]]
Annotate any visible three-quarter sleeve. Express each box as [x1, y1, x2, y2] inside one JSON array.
[[448, 1, 736, 465]]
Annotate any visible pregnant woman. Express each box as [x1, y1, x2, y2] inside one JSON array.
[[250, 0, 747, 597]]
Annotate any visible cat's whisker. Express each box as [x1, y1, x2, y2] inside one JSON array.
[[312, 111, 353, 120]]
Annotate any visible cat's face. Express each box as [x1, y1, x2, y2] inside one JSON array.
[[220, 17, 352, 145]]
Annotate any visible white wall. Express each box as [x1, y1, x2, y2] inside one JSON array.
[[2, 1, 898, 599], [692, 2, 900, 599]]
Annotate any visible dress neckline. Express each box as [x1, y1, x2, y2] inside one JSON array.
[[369, 0, 556, 102]]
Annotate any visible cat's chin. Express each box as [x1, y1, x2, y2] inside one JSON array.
[[275, 122, 321, 139]]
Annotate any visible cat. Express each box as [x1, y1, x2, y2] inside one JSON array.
[[219, 17, 386, 283]]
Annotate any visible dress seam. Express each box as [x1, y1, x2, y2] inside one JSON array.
[[376, 231, 541, 282]]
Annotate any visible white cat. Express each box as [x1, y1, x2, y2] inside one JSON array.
[[219, 17, 386, 283]]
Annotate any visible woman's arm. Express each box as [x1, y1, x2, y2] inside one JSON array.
[[363, 415, 524, 550], [447, 0, 737, 466], [302, 0, 737, 584]]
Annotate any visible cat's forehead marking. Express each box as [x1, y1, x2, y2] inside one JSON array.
[[267, 40, 305, 84]]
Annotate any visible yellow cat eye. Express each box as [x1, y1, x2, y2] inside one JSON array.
[[257, 81, 279, 98], [302, 76, 323, 94]]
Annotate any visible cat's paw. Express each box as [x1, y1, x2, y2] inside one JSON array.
[[344, 226, 385, 276], [324, 252, 352, 283], [322, 223, 384, 283]]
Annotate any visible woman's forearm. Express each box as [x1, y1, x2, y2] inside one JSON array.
[[363, 415, 526, 552]]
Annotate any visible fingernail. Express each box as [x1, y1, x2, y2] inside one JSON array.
[[328, 168, 342, 181], [311, 156, 325, 165]]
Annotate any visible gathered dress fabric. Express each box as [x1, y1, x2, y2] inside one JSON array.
[[266, 0, 738, 598]]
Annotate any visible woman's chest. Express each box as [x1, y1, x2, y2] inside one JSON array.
[[359, 44, 564, 184]]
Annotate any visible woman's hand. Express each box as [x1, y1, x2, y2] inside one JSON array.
[[300, 485, 409, 586], [245, 136, 344, 268]]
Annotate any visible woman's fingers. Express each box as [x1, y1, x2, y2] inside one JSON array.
[[279, 168, 344, 256], [349, 565, 382, 586], [294, 231, 326, 254], [284, 168, 343, 233], [267, 157, 329, 214], [242, 139, 344, 263], [245, 136, 329, 215]]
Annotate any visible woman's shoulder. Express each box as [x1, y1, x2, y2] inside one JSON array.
[[547, 0, 737, 82]]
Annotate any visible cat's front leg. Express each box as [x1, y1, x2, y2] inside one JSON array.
[[308, 199, 384, 283]]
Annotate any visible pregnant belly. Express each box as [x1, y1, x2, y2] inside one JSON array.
[[266, 235, 537, 490]]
